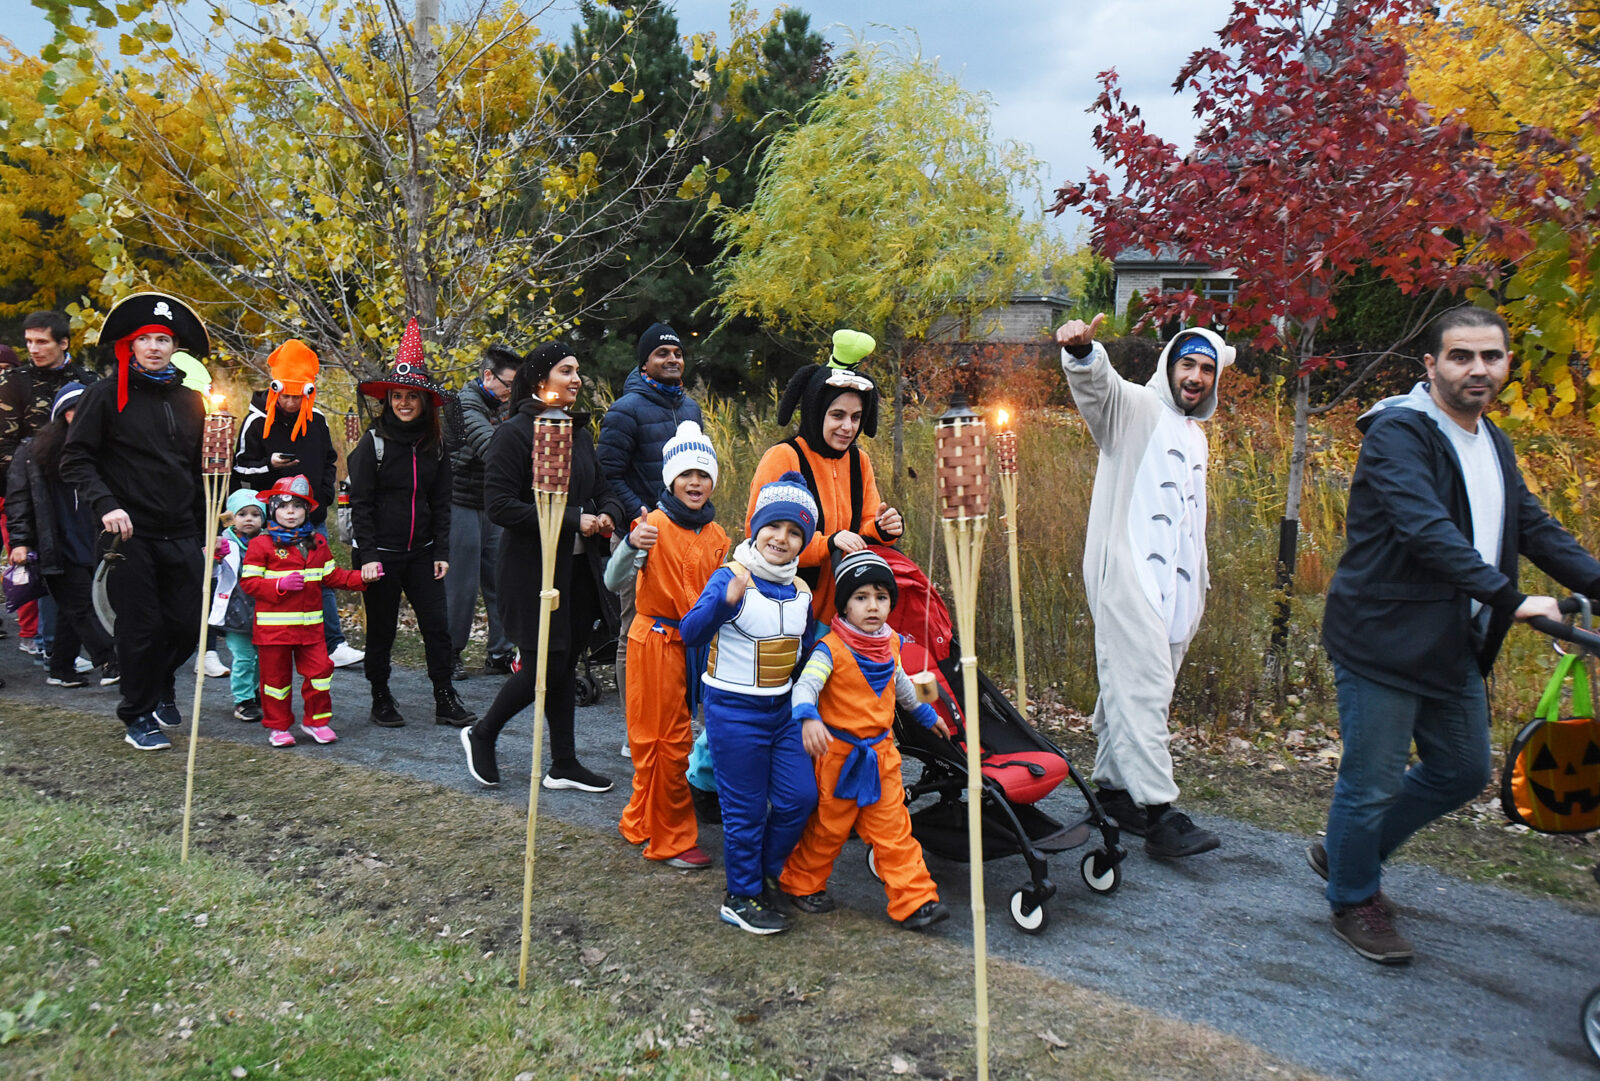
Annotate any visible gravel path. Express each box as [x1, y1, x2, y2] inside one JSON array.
[[12, 645, 1599, 1081]]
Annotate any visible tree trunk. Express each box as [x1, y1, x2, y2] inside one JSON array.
[[892, 342, 906, 480], [1271, 370, 1311, 656], [402, 0, 441, 334]]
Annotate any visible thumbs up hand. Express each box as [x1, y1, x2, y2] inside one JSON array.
[[1054, 312, 1106, 348], [630, 507, 659, 551], [725, 563, 752, 605], [875, 501, 903, 539]]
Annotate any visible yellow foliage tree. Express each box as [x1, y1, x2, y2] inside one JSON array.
[[1407, 1, 1600, 424], [29, 0, 722, 386]]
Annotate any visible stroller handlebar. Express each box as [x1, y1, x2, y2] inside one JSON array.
[[1528, 614, 1600, 654]]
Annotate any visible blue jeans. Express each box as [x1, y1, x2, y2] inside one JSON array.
[[1323, 660, 1492, 909], [314, 524, 345, 649]]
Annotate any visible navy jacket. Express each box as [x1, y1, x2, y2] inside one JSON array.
[[1322, 390, 1600, 697], [596, 370, 703, 514]]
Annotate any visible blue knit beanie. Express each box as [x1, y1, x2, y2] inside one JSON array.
[[749, 471, 818, 547]]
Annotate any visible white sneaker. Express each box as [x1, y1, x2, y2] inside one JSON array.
[[328, 643, 365, 668], [74, 656, 94, 674], [17, 637, 38, 656], [620, 740, 631, 758], [203, 650, 230, 677]]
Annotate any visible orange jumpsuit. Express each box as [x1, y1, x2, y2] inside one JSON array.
[[746, 438, 896, 620], [616, 509, 729, 860], [780, 631, 940, 921], [239, 533, 366, 731]]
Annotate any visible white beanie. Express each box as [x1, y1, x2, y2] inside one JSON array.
[[660, 420, 719, 492]]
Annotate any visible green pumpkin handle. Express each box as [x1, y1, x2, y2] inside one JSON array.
[[1536, 651, 1594, 724]]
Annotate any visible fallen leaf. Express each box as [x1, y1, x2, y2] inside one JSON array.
[[580, 947, 607, 966], [1038, 1029, 1069, 1049], [890, 1056, 911, 1075]]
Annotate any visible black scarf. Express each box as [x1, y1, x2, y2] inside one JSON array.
[[379, 404, 428, 445], [657, 489, 716, 529]]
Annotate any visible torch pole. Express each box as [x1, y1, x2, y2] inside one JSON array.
[[996, 425, 1025, 711], [518, 404, 573, 990], [936, 399, 991, 1081], [182, 409, 235, 864]]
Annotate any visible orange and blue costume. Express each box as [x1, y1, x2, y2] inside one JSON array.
[[781, 622, 944, 921], [608, 505, 728, 861]]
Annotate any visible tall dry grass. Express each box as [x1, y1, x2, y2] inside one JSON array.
[[704, 377, 1600, 744]]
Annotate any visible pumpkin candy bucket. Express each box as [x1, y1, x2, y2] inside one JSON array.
[[1502, 649, 1600, 834]]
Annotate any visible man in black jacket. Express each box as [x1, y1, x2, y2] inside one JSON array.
[[443, 346, 518, 678], [1316, 306, 1600, 964], [61, 293, 209, 752], [231, 339, 363, 668]]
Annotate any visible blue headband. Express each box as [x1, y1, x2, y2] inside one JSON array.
[[1177, 337, 1219, 363]]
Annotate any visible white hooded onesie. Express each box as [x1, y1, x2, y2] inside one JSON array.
[[1062, 329, 1234, 806]]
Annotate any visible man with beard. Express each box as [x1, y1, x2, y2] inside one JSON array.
[[1316, 306, 1600, 964], [1055, 314, 1233, 861], [597, 323, 703, 712]]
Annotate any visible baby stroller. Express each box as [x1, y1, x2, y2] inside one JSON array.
[[1518, 598, 1600, 1063], [877, 545, 1126, 934]]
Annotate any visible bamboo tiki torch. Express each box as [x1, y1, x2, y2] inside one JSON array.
[[936, 392, 991, 1081], [518, 399, 573, 990], [995, 410, 1026, 711], [181, 401, 235, 864]]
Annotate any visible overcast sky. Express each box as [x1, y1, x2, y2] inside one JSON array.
[[5, 1, 1236, 231]]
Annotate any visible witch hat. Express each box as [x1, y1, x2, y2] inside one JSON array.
[[357, 318, 446, 407]]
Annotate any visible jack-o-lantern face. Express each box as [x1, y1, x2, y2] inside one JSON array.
[[1526, 735, 1600, 818]]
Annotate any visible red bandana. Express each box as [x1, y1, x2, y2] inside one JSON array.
[[114, 323, 176, 412]]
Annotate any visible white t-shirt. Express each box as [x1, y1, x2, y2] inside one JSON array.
[[1436, 412, 1504, 616]]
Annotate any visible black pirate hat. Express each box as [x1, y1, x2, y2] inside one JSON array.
[[358, 318, 446, 407], [98, 291, 210, 411]]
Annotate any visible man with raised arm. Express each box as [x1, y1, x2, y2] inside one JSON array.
[[1055, 313, 1234, 860]]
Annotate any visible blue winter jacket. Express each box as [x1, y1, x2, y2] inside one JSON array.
[[596, 369, 704, 514]]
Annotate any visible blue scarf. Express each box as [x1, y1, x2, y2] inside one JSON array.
[[264, 521, 315, 547], [640, 371, 684, 401], [827, 725, 891, 806], [657, 489, 716, 528], [134, 363, 181, 385]]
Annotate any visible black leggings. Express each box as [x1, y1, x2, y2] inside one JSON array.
[[475, 568, 599, 762], [45, 564, 114, 679], [361, 548, 453, 686]]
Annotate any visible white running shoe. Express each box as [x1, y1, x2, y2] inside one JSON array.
[[74, 656, 94, 674], [203, 650, 230, 677], [328, 643, 365, 668]]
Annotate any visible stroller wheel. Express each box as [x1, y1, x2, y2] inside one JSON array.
[[1584, 983, 1600, 1062], [1080, 849, 1122, 895], [575, 672, 600, 707], [1008, 887, 1050, 935], [865, 846, 881, 882]]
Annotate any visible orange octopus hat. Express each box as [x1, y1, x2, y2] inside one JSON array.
[[265, 338, 319, 442]]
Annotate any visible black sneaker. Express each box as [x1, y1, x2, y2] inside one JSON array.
[[370, 686, 405, 727], [720, 893, 790, 935], [900, 901, 950, 931], [1094, 786, 1148, 836], [542, 759, 612, 793], [434, 684, 477, 727], [1305, 842, 1397, 918], [785, 889, 836, 914], [450, 655, 469, 681], [46, 673, 88, 688], [233, 698, 264, 723], [99, 660, 120, 686], [1332, 896, 1414, 965], [461, 727, 499, 787], [153, 699, 183, 729], [483, 652, 515, 675], [1144, 810, 1220, 858], [124, 714, 172, 751]]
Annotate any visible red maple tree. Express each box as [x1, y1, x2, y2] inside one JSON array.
[[1054, 0, 1568, 656]]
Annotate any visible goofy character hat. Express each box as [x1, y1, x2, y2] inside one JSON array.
[[98, 291, 210, 412], [358, 318, 446, 407], [265, 339, 320, 441], [776, 328, 880, 455]]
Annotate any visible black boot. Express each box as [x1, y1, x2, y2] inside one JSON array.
[[434, 682, 477, 727], [370, 685, 405, 727]]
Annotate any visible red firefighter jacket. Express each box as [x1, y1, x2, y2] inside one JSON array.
[[239, 533, 366, 645]]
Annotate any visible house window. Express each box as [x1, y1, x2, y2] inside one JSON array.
[[1161, 276, 1238, 304]]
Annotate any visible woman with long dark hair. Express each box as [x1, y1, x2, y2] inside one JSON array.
[[347, 319, 475, 729], [5, 382, 117, 687], [461, 342, 624, 792]]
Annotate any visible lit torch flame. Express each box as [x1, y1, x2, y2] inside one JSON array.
[[996, 407, 1011, 429], [208, 391, 228, 412]]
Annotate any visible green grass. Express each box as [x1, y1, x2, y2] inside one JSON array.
[[0, 783, 780, 1080]]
